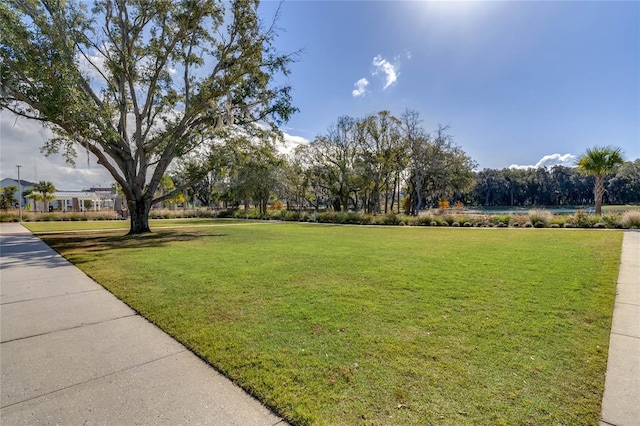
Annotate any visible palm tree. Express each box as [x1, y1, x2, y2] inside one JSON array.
[[33, 181, 56, 213], [576, 146, 624, 215]]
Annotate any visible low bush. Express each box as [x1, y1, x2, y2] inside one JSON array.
[[316, 211, 338, 223], [379, 213, 401, 225], [528, 209, 553, 227], [414, 213, 435, 226], [601, 213, 622, 229], [569, 210, 598, 228], [0, 213, 20, 222], [621, 210, 640, 229], [492, 214, 511, 226], [511, 214, 529, 227], [216, 209, 237, 218], [339, 212, 362, 224]]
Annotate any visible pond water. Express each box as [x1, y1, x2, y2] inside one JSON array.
[[424, 207, 596, 215]]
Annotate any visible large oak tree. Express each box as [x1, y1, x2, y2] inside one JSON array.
[[0, 0, 296, 233]]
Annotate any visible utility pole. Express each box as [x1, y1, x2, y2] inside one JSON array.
[[16, 165, 22, 222]]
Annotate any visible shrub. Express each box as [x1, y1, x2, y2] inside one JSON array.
[[512, 214, 529, 227], [0, 213, 19, 222], [569, 210, 597, 228], [282, 210, 301, 222], [268, 210, 282, 220], [445, 214, 469, 226], [216, 209, 237, 218], [359, 214, 373, 225], [270, 200, 284, 210], [492, 214, 511, 226], [415, 213, 434, 226], [621, 211, 640, 229], [332, 212, 358, 224], [601, 213, 622, 229], [316, 211, 338, 223], [438, 196, 450, 211], [380, 213, 401, 225], [528, 209, 553, 227]]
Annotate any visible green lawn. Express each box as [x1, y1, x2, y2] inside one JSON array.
[[34, 222, 622, 425]]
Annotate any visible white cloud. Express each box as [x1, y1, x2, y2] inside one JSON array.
[[279, 133, 310, 155], [1, 111, 122, 190], [77, 51, 108, 83], [352, 78, 369, 97], [509, 153, 577, 170], [372, 55, 398, 89]]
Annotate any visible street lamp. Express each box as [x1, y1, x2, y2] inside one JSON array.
[[16, 165, 22, 222]]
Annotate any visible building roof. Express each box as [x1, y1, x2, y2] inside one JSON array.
[[30, 190, 115, 200], [1, 178, 35, 188]]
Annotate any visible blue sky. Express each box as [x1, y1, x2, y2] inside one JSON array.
[[1, 0, 638, 190], [262, 0, 639, 168]]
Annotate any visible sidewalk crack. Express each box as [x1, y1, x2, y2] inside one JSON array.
[[0, 349, 187, 410], [0, 313, 138, 344]]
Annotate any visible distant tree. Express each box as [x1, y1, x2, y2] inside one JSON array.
[[403, 115, 475, 215], [227, 137, 283, 218], [1, 0, 296, 234], [606, 159, 640, 204], [576, 146, 624, 215], [306, 116, 361, 212], [358, 111, 403, 214], [156, 175, 183, 209], [0, 185, 18, 210], [33, 181, 56, 212]]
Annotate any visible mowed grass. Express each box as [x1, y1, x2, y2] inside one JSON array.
[[36, 223, 622, 425]]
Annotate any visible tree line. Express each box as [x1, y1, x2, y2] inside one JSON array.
[[170, 110, 478, 216], [171, 111, 639, 214], [470, 160, 639, 208]]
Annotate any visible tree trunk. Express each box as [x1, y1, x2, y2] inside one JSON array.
[[594, 175, 604, 216], [127, 196, 152, 234]]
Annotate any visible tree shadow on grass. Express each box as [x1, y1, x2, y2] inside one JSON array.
[[41, 230, 228, 258]]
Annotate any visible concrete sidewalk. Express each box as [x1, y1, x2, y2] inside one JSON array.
[[0, 223, 286, 425], [600, 230, 640, 426]]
